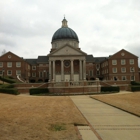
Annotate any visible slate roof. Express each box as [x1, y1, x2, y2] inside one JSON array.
[[37, 56, 49, 63], [25, 59, 37, 65], [94, 57, 108, 63], [86, 55, 94, 62]]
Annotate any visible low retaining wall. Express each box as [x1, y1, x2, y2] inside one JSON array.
[[48, 86, 101, 94], [14, 83, 48, 88], [15, 83, 48, 93]]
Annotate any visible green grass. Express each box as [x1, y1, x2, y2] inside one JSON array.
[[49, 123, 66, 131]]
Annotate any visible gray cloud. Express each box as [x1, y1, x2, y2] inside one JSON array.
[[0, 0, 139, 67]]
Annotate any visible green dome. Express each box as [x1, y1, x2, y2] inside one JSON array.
[[52, 18, 79, 42]]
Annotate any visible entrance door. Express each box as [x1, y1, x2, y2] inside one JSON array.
[[56, 75, 61, 82], [64, 75, 70, 81], [74, 74, 79, 81]]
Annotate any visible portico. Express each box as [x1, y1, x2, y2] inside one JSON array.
[[48, 58, 86, 82]]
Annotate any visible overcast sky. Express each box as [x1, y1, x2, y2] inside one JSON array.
[[0, 0, 140, 65]]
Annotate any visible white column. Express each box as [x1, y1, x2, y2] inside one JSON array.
[[61, 60, 64, 81], [53, 60, 55, 81], [83, 59, 86, 80], [79, 59, 82, 80], [49, 60, 51, 81], [71, 60, 74, 81]]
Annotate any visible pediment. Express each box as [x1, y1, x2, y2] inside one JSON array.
[[109, 49, 138, 59], [48, 45, 86, 56], [0, 51, 24, 61]]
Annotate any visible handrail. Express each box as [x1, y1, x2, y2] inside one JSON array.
[[36, 82, 47, 88], [17, 75, 25, 83], [100, 81, 112, 86]]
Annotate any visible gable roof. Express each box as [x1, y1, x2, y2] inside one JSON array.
[[94, 57, 108, 63], [109, 49, 138, 59], [0, 51, 24, 60]]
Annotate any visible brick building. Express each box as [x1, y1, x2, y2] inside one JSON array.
[[0, 18, 139, 82]]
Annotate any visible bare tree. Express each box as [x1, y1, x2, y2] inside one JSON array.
[[1, 49, 6, 55]]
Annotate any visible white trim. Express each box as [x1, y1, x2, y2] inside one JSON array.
[[7, 62, 12, 67], [112, 60, 117, 65]]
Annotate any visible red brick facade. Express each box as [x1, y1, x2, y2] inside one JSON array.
[[0, 49, 139, 82]]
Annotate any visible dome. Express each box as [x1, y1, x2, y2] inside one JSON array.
[[52, 18, 79, 42]]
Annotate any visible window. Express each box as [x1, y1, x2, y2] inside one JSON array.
[[96, 71, 100, 75], [32, 73, 36, 77], [0, 70, 2, 75], [130, 75, 135, 81], [96, 64, 100, 69], [47, 72, 49, 78], [7, 62, 12, 67], [122, 76, 126, 81], [130, 67, 135, 72], [0, 62, 3, 67], [130, 59, 134, 64], [7, 70, 12, 75], [89, 70, 93, 76], [39, 71, 43, 77], [16, 70, 21, 76], [112, 60, 117, 65], [112, 68, 117, 73], [16, 62, 21, 67], [32, 66, 36, 70], [121, 67, 126, 73], [107, 69, 108, 73], [121, 59, 126, 65]]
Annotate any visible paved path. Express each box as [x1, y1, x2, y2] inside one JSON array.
[[70, 95, 140, 140]]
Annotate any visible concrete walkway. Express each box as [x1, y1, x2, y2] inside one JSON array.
[[70, 95, 140, 140]]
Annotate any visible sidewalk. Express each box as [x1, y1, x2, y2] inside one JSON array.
[[70, 95, 140, 140]]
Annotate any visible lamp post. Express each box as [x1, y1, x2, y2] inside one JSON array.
[[44, 70, 46, 82]]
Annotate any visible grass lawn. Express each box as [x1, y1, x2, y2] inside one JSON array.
[[0, 94, 87, 140], [91, 92, 140, 117]]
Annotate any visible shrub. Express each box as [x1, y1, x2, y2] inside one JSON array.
[[0, 76, 15, 84], [131, 81, 140, 85], [30, 88, 49, 95], [8, 76, 14, 79], [131, 86, 140, 92], [0, 88, 19, 95], [101, 86, 120, 92], [1, 84, 15, 88]]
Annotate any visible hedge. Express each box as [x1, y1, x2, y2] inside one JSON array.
[[0, 88, 19, 95], [30, 88, 49, 95], [0, 84, 15, 88], [0, 76, 15, 84], [131, 86, 140, 92], [131, 81, 140, 85], [101, 86, 120, 92]]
